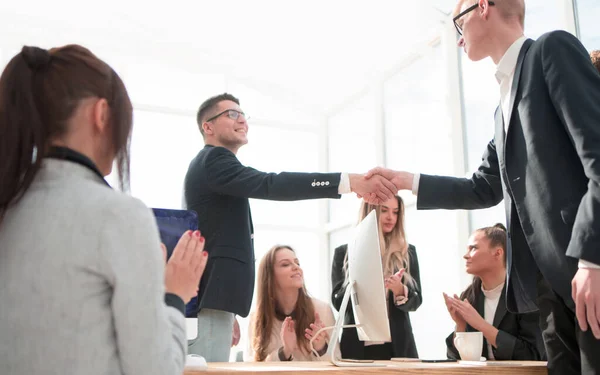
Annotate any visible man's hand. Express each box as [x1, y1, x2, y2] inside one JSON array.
[[349, 173, 397, 205], [364, 167, 414, 191], [231, 316, 241, 347], [572, 268, 600, 339]]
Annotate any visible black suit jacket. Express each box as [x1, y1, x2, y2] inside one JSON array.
[[445, 284, 545, 361], [184, 144, 342, 317], [331, 244, 422, 359], [417, 31, 600, 313]]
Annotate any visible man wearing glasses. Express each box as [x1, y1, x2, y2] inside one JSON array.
[[183, 93, 396, 361], [364, 0, 600, 373]]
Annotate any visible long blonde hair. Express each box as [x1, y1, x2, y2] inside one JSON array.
[[344, 195, 415, 287], [253, 245, 315, 361]]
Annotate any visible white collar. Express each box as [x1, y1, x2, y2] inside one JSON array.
[[495, 36, 527, 84], [481, 281, 504, 299]]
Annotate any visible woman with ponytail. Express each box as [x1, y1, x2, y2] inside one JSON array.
[[331, 195, 422, 360], [0, 46, 207, 375], [444, 223, 545, 361]]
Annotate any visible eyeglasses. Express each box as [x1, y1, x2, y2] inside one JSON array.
[[206, 109, 247, 122], [453, 1, 495, 36]]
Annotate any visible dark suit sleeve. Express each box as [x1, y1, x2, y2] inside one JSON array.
[[541, 30, 600, 265], [331, 245, 348, 311], [203, 146, 342, 201], [394, 245, 423, 312], [445, 331, 461, 360], [493, 312, 544, 360], [417, 139, 503, 210]]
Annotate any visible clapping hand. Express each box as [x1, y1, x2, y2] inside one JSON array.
[[385, 269, 405, 297], [280, 317, 298, 359], [443, 293, 466, 331], [305, 312, 328, 353], [444, 294, 485, 331], [164, 230, 208, 304]]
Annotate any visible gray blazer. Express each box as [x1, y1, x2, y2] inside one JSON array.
[[0, 159, 187, 375]]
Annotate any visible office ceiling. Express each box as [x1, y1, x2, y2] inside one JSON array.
[[0, 0, 456, 115]]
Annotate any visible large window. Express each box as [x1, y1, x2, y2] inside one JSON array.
[[524, 0, 562, 39], [104, 110, 200, 200], [327, 92, 378, 226], [459, 53, 504, 230], [383, 42, 466, 359], [576, 0, 600, 50], [384, 43, 454, 188], [239, 125, 321, 229]]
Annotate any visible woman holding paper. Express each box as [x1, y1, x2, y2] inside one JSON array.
[[444, 224, 545, 361], [331, 195, 422, 360]]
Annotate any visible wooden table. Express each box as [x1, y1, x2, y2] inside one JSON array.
[[185, 361, 548, 374]]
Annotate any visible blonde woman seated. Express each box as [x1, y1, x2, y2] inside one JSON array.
[[245, 245, 340, 361], [444, 224, 545, 361]]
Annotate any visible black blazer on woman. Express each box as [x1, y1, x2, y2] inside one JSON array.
[[445, 284, 545, 361], [331, 243, 422, 359]]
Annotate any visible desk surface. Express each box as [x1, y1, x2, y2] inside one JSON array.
[[185, 360, 548, 375]]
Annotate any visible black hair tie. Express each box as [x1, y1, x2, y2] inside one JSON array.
[[21, 46, 52, 70]]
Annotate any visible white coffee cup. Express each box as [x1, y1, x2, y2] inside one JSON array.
[[453, 331, 483, 361]]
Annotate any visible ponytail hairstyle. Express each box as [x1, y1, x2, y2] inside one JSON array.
[[0, 45, 133, 223], [460, 223, 507, 305]]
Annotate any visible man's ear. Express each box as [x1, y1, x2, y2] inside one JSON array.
[[202, 121, 213, 136], [478, 0, 492, 19]]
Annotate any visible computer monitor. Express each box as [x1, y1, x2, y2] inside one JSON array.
[[325, 210, 391, 367]]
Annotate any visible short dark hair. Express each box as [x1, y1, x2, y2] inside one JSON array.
[[196, 93, 240, 138], [591, 50, 600, 74]]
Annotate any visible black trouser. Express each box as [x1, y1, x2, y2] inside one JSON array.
[[537, 272, 600, 374], [363, 343, 394, 360]]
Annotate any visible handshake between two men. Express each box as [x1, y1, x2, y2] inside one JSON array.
[[349, 167, 412, 205]]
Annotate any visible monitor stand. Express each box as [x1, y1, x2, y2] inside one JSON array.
[[326, 280, 386, 367]]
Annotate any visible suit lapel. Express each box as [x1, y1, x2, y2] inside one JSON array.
[[504, 38, 534, 138], [493, 285, 508, 328], [474, 291, 489, 359], [494, 106, 505, 168]]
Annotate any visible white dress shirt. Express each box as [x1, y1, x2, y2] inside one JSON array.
[[338, 173, 351, 194], [496, 36, 527, 129], [482, 282, 504, 360], [413, 36, 599, 269]]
